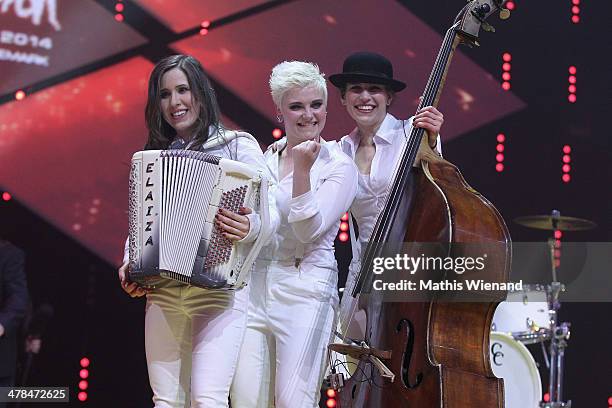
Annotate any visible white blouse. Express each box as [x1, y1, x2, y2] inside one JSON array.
[[258, 139, 358, 266], [339, 113, 441, 256]]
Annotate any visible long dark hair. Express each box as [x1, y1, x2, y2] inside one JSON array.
[[144, 55, 222, 150]]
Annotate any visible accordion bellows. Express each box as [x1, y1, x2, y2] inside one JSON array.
[[128, 149, 270, 290]]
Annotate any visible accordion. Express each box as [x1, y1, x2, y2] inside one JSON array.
[[128, 149, 270, 290]]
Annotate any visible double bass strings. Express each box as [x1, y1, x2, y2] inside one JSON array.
[[339, 23, 459, 342]]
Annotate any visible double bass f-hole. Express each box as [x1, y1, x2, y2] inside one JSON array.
[[397, 318, 423, 389]]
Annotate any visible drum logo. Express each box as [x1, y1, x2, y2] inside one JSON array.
[[491, 342, 504, 366]]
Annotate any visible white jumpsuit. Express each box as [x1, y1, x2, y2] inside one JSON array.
[[231, 139, 358, 408]]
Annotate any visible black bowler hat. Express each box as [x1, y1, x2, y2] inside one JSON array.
[[329, 52, 406, 92]]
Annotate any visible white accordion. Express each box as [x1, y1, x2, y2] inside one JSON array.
[[128, 149, 270, 290]]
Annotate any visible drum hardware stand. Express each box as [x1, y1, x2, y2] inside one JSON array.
[[540, 214, 572, 408]]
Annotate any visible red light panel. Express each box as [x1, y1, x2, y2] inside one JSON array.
[[78, 392, 87, 402], [495, 163, 504, 172], [80, 357, 90, 367], [79, 369, 89, 379], [78, 380, 88, 390]]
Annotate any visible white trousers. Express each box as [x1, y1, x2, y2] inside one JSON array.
[[145, 282, 249, 408], [231, 261, 338, 408]]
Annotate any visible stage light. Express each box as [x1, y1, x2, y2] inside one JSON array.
[[114, 13, 124, 22], [341, 212, 349, 221], [502, 82, 511, 91], [562, 164, 570, 173], [571, 1, 580, 24], [199, 29, 209, 36], [562, 155, 571, 163], [505, 1, 515, 11], [79, 380, 88, 390], [544, 393, 550, 402], [562, 174, 571, 183], [567, 67, 577, 103], [326, 398, 337, 407], [80, 357, 90, 368], [340, 222, 349, 232], [115, 3, 123, 12], [78, 392, 87, 402], [502, 72, 511, 81], [554, 230, 563, 239], [495, 134, 505, 172], [608, 396, 612, 405], [2, 192, 11, 201], [502, 62, 511, 72], [272, 128, 283, 139], [502, 53, 512, 62], [338, 232, 349, 242], [15, 90, 26, 100], [201, 20, 211, 28], [326, 389, 336, 398], [79, 369, 89, 379]]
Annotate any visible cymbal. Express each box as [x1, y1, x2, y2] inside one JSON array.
[[514, 215, 597, 231]]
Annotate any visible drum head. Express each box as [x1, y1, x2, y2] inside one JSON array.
[[490, 331, 542, 408], [493, 290, 549, 334]]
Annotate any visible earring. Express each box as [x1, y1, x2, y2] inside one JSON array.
[[276, 115, 283, 123]]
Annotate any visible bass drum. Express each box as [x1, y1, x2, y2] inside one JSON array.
[[490, 331, 542, 408]]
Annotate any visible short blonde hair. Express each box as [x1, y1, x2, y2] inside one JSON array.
[[269, 61, 327, 108]]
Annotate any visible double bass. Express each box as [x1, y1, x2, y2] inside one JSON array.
[[334, 1, 512, 406]]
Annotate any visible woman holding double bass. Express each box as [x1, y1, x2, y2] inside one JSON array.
[[333, 1, 512, 407]]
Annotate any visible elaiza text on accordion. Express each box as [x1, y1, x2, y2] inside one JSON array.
[[144, 162, 155, 247]]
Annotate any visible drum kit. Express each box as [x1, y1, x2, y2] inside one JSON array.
[[490, 210, 596, 408]]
